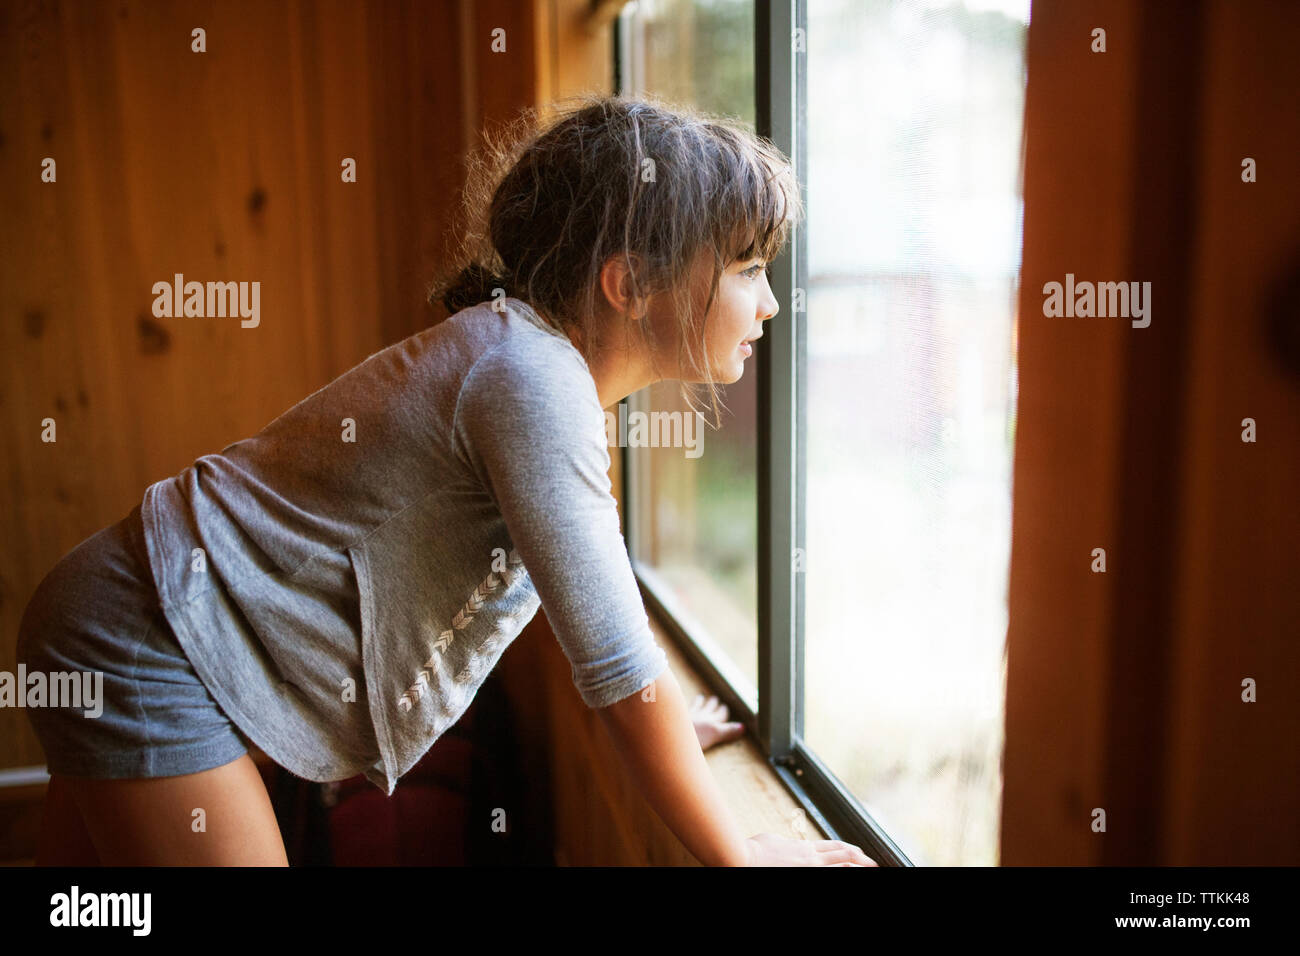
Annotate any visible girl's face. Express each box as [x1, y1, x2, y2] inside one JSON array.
[[668, 251, 780, 385]]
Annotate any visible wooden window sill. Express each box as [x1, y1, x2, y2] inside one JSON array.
[[643, 607, 829, 845]]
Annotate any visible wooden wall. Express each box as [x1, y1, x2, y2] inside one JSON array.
[[1002, 0, 1300, 865], [0, 0, 540, 771]]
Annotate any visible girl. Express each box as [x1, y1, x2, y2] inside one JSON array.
[[16, 94, 876, 868]]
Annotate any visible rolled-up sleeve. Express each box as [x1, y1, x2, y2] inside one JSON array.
[[452, 333, 669, 708]]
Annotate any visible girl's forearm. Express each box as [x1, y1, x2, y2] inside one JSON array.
[[595, 666, 752, 866]]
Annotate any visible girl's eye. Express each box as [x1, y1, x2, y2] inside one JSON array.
[[743, 264, 766, 279]]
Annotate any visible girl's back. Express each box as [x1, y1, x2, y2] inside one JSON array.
[[136, 296, 668, 795]]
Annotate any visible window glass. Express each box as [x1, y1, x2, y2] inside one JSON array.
[[802, 0, 1029, 866]]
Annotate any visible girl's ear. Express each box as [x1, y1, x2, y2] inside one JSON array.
[[599, 254, 650, 321]]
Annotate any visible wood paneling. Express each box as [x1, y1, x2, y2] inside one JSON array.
[[1002, 0, 1299, 865], [0, 0, 538, 771], [1162, 0, 1300, 865]]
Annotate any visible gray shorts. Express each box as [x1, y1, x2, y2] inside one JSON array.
[[15, 502, 252, 779]]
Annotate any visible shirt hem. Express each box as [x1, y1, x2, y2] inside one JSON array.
[[154, 590, 378, 788]]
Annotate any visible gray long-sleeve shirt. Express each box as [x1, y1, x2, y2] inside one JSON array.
[[139, 297, 669, 795]]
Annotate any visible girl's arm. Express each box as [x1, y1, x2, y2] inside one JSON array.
[[453, 341, 872, 865], [596, 666, 752, 866], [598, 668, 880, 867]]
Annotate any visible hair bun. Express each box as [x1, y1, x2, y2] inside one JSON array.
[[441, 263, 508, 314]]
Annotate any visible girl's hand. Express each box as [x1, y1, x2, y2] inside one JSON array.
[[744, 832, 879, 866], [690, 693, 746, 751]]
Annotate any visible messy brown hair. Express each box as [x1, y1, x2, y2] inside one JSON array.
[[426, 93, 803, 426]]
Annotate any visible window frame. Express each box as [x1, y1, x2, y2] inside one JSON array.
[[616, 0, 914, 867]]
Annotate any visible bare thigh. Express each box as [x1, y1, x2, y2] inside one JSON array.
[[60, 753, 288, 866]]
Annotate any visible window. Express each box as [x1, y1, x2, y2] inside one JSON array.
[[619, 0, 764, 709], [617, 0, 1027, 867]]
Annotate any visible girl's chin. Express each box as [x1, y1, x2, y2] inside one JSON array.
[[678, 366, 744, 385], [720, 361, 745, 384]]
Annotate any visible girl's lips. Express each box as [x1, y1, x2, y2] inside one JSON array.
[[739, 342, 752, 357]]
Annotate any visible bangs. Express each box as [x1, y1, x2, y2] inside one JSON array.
[[714, 134, 801, 266]]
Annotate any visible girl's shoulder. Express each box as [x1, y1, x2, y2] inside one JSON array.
[[448, 297, 588, 376], [451, 301, 600, 434]]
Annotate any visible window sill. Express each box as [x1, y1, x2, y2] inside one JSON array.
[[640, 603, 832, 847]]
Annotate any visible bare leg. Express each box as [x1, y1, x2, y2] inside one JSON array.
[[65, 753, 289, 866], [34, 773, 100, 866]]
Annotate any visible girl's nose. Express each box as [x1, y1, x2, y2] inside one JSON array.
[[761, 274, 779, 320], [761, 294, 779, 321]]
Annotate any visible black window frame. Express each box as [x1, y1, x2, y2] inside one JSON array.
[[615, 0, 914, 868]]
